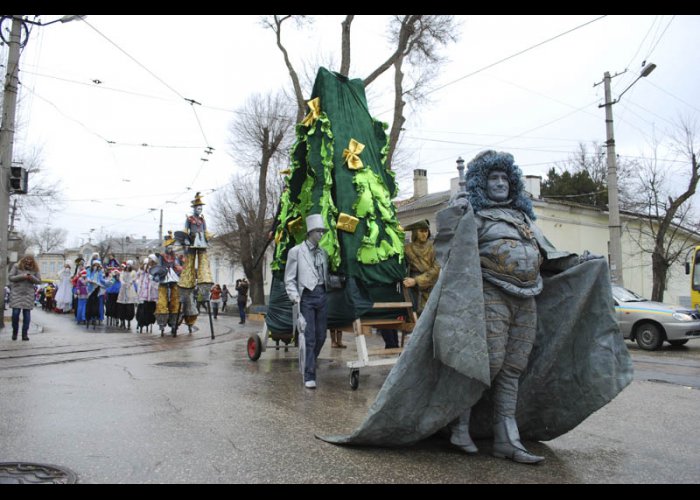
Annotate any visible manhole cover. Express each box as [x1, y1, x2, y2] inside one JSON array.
[[155, 361, 208, 368], [0, 463, 78, 484]]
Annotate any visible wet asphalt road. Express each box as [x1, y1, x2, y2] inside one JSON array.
[[0, 308, 698, 484]]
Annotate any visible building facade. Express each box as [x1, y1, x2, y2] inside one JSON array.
[[397, 170, 700, 308]]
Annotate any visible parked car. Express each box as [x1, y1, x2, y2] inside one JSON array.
[[612, 285, 700, 351]]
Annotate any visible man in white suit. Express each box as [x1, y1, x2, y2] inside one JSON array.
[[284, 214, 330, 389]]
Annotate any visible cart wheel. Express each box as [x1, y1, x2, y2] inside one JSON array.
[[350, 369, 360, 390], [247, 335, 262, 361]]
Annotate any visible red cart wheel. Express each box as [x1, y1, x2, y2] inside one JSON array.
[[247, 335, 262, 361]]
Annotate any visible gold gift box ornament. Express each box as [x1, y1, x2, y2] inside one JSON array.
[[336, 212, 359, 233], [287, 216, 303, 235]]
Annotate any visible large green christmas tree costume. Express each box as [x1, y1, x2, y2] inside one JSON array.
[[266, 67, 406, 333]]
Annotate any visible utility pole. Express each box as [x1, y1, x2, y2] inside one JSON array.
[[0, 16, 22, 329], [159, 209, 163, 242], [601, 71, 624, 286], [596, 63, 656, 287]]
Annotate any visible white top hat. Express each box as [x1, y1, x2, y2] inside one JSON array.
[[305, 213, 327, 234]]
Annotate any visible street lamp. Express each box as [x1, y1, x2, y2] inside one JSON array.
[[596, 63, 657, 286], [0, 15, 84, 329]]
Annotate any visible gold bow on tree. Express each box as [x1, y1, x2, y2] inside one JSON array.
[[343, 138, 365, 170], [301, 97, 321, 127]]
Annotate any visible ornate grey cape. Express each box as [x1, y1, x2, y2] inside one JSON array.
[[320, 204, 633, 445]]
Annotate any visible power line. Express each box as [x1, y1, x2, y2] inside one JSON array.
[[81, 17, 186, 101], [623, 15, 661, 73], [80, 17, 214, 152], [644, 79, 700, 115], [644, 15, 675, 61], [20, 83, 209, 150], [426, 16, 608, 97]]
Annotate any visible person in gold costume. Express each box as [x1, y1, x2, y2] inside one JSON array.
[[379, 219, 440, 349], [154, 232, 184, 336], [178, 192, 214, 329], [402, 219, 440, 315]]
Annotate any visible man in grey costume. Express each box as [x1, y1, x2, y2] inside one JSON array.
[[319, 150, 633, 464]]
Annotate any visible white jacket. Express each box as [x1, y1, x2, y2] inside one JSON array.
[[284, 240, 330, 303]]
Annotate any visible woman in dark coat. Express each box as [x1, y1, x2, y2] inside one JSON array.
[[8, 250, 42, 340]]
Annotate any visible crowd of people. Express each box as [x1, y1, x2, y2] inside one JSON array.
[[3, 249, 252, 336]]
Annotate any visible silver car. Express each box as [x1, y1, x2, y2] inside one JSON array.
[[612, 285, 700, 350]]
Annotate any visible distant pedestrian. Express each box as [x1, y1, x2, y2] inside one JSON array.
[[235, 278, 249, 324], [85, 260, 107, 329], [221, 284, 233, 312], [117, 260, 139, 329], [135, 255, 158, 334], [7, 249, 42, 341], [195, 286, 205, 313], [55, 261, 74, 313], [71, 257, 85, 317], [104, 267, 121, 326], [209, 284, 222, 319], [105, 254, 120, 269], [72, 268, 88, 324], [43, 284, 56, 312]]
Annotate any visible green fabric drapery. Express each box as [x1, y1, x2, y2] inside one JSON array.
[[266, 67, 407, 333]]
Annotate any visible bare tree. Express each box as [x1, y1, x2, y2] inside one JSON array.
[[625, 117, 700, 302], [9, 146, 64, 232], [262, 15, 459, 172], [261, 15, 313, 124], [209, 91, 295, 304], [26, 226, 67, 254]]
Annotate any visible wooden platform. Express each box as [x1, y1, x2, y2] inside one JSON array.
[[345, 300, 417, 380]]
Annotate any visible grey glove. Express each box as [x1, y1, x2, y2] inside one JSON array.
[[449, 191, 470, 211], [579, 250, 604, 263]]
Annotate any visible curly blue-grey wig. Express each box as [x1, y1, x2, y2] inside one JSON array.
[[466, 150, 536, 220]]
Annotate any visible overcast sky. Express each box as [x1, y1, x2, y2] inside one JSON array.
[[4, 14, 699, 249]]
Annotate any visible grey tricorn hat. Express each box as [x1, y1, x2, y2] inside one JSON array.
[[305, 213, 327, 234], [403, 219, 430, 232]]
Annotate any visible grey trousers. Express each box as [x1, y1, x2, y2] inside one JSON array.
[[482, 280, 537, 419]]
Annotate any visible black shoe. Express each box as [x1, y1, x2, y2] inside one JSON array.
[[22, 336, 29, 341], [239, 321, 245, 324], [11, 333, 17, 341]]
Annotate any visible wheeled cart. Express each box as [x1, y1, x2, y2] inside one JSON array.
[[344, 299, 417, 390], [246, 322, 298, 361], [247, 298, 416, 391]]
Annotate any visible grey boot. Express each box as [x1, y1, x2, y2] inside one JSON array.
[[449, 408, 478, 454], [492, 417, 544, 464]]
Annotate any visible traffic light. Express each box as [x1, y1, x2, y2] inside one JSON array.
[[10, 166, 28, 194]]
